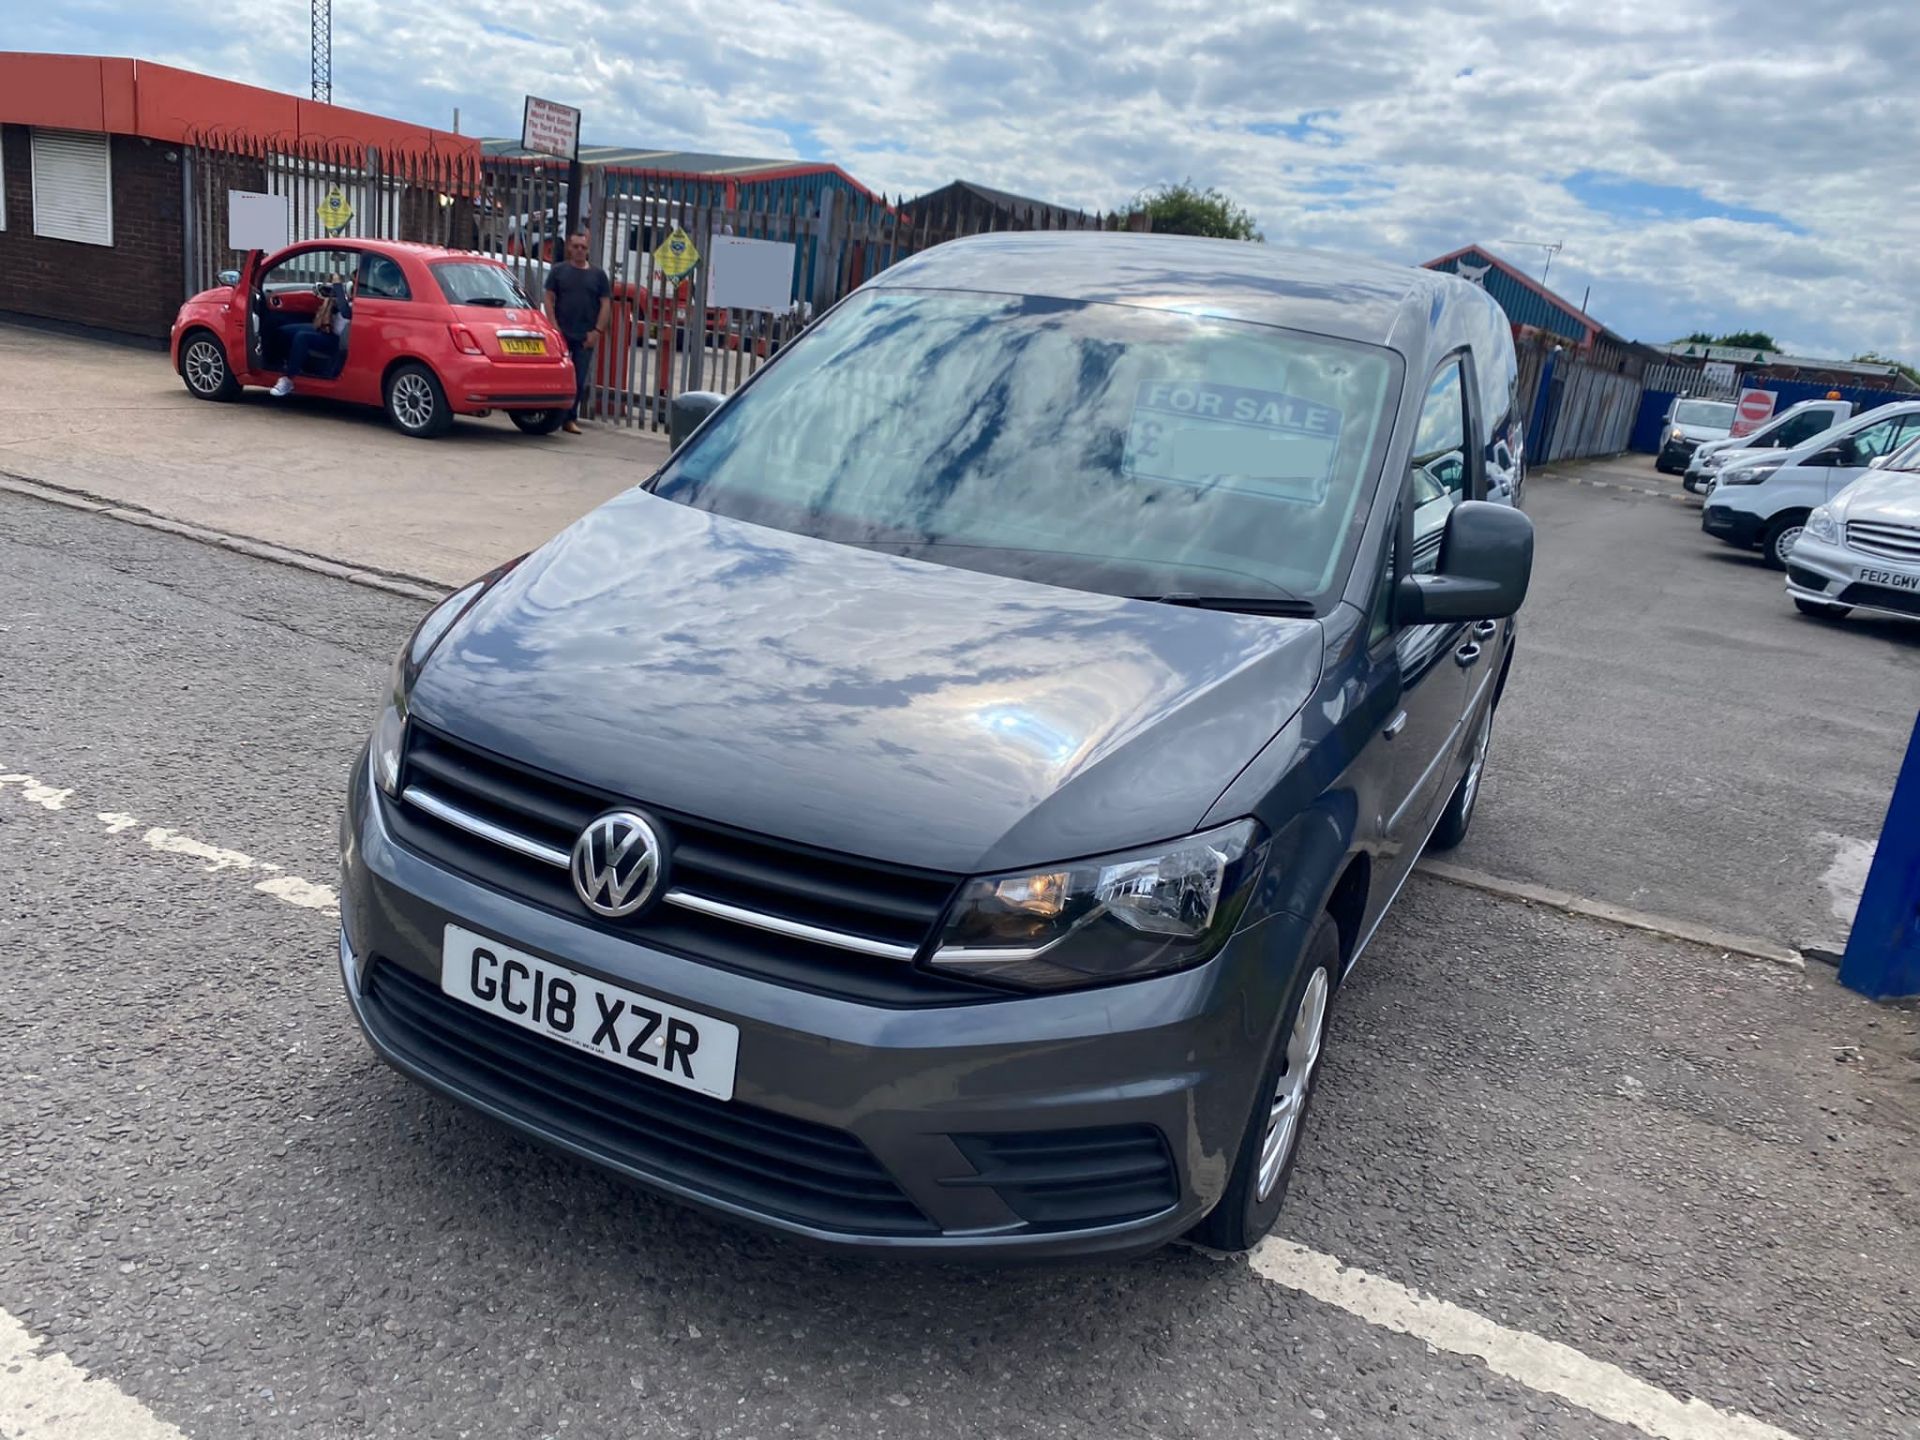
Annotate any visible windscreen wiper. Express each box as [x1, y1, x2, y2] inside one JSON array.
[[1128, 592, 1317, 617], [462, 297, 512, 307]]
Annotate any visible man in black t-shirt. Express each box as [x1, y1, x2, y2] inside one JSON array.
[[544, 232, 611, 434]]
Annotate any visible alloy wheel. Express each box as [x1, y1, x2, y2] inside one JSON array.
[[184, 339, 226, 395], [1460, 708, 1494, 819], [1256, 966, 1330, 1201], [1773, 524, 1804, 567], [392, 373, 436, 431]]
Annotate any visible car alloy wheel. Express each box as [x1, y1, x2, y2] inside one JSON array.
[[184, 338, 227, 395], [1257, 965, 1329, 1201], [391, 372, 437, 432], [1772, 523, 1804, 567], [1459, 706, 1493, 821]]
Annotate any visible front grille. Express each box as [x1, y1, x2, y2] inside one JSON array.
[[946, 1126, 1179, 1229], [388, 723, 987, 1006], [364, 959, 936, 1236], [1837, 581, 1920, 617], [1846, 519, 1920, 563]]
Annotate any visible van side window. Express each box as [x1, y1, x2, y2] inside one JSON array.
[[1411, 361, 1468, 505], [1776, 411, 1828, 447], [1397, 361, 1469, 672]]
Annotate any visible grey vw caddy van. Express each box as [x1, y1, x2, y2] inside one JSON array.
[[340, 233, 1533, 1256]]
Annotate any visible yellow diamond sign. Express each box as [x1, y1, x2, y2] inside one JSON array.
[[652, 226, 699, 280], [316, 185, 354, 236]]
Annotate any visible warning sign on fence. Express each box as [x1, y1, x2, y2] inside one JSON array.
[[652, 226, 700, 281], [316, 185, 354, 236]]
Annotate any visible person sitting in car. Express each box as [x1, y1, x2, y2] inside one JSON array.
[[271, 276, 352, 397]]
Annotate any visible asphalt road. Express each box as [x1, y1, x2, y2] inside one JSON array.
[[3, 492, 1917, 1440], [1454, 465, 1920, 950]]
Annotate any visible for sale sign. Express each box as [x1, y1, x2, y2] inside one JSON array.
[[521, 95, 581, 161], [1730, 387, 1778, 438]]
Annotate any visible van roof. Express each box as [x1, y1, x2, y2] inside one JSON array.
[[869, 232, 1503, 358]]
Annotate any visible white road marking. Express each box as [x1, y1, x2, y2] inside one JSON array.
[[1814, 831, 1874, 925], [1, 771, 337, 915], [0, 765, 1817, 1440], [0, 773, 72, 810], [1248, 1240, 1805, 1440], [0, 1307, 189, 1440], [254, 873, 339, 910]]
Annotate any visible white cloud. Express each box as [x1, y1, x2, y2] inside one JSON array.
[[12, 0, 1920, 355]]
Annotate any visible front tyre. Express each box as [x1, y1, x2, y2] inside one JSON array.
[[1761, 512, 1808, 571], [1191, 914, 1338, 1252], [384, 362, 452, 439], [179, 330, 240, 401], [509, 409, 565, 435]]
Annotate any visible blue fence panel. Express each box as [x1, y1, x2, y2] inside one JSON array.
[[1630, 389, 1676, 452], [1627, 380, 1905, 454]]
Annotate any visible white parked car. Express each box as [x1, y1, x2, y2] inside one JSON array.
[[1700, 401, 1920, 568], [1786, 441, 1920, 621], [1682, 398, 1853, 494]]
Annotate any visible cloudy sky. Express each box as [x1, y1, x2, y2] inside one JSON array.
[[16, 1, 1920, 356]]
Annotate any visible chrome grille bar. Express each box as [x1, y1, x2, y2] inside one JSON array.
[[398, 783, 922, 961], [402, 785, 571, 868], [1846, 520, 1920, 563]]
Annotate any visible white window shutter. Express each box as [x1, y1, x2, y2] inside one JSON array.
[[31, 129, 113, 247]]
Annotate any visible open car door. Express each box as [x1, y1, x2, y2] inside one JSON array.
[[236, 249, 268, 375]]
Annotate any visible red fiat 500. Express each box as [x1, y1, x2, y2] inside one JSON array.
[[170, 240, 576, 438]]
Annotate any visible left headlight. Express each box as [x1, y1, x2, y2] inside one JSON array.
[[925, 818, 1268, 991], [1803, 506, 1840, 545], [372, 579, 485, 797]]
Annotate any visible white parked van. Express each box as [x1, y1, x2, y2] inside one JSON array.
[[1786, 438, 1920, 621], [1700, 401, 1920, 567], [1655, 397, 1737, 474], [1682, 398, 1854, 494]]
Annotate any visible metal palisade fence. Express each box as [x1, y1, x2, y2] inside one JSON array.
[[481, 160, 1137, 431], [183, 134, 1145, 431], [182, 130, 479, 297]]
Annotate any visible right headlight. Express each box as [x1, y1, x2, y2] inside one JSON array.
[[371, 578, 487, 797], [1803, 506, 1840, 545], [1718, 462, 1780, 486], [925, 818, 1268, 991]]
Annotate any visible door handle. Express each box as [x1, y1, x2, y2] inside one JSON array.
[[1473, 620, 1499, 640], [1383, 710, 1408, 739], [1455, 642, 1482, 668]]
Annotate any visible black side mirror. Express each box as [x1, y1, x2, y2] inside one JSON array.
[[668, 390, 725, 451], [1396, 501, 1534, 624]]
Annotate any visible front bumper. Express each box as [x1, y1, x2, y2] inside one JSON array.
[[338, 758, 1298, 1256], [1701, 502, 1765, 548], [1784, 534, 1920, 620]]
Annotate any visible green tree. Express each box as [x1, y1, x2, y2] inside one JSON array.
[[1714, 330, 1778, 351], [1135, 181, 1263, 242]]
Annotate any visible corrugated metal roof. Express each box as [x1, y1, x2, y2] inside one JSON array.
[[1424, 245, 1597, 346]]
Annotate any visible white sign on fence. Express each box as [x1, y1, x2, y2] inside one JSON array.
[[708, 235, 797, 313], [227, 189, 290, 252], [521, 95, 580, 161], [1702, 360, 1738, 392]]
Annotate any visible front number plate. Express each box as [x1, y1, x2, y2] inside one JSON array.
[[499, 336, 547, 355], [441, 924, 738, 1100], [1860, 568, 1920, 591]]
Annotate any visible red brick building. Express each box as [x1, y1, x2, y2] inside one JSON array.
[[0, 52, 474, 339]]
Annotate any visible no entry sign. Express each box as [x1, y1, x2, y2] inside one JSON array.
[[1730, 387, 1778, 438]]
